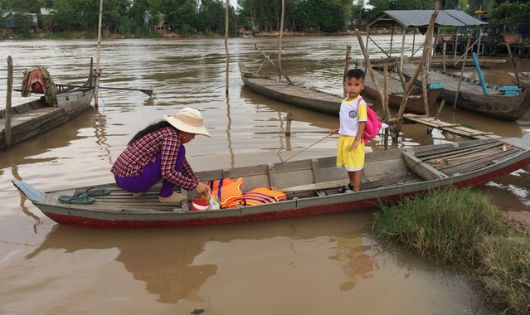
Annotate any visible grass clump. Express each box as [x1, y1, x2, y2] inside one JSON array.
[[373, 187, 530, 314]]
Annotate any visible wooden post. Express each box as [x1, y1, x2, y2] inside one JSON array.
[[395, 8, 439, 135], [94, 0, 103, 108], [389, 25, 394, 57], [383, 64, 388, 113], [435, 99, 445, 120], [285, 112, 292, 136], [278, 0, 285, 81], [5, 56, 13, 148], [411, 29, 416, 57], [506, 42, 520, 87], [355, 29, 390, 120], [399, 27, 406, 71], [225, 0, 230, 96], [344, 45, 351, 97], [453, 35, 472, 110], [442, 42, 447, 72], [421, 68, 429, 116], [344, 45, 351, 74]]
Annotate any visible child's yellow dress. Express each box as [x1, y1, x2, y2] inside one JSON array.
[[336, 96, 367, 172]]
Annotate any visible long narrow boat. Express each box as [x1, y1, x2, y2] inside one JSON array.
[[240, 62, 441, 116], [362, 70, 442, 115], [401, 64, 530, 121], [239, 62, 342, 116], [13, 137, 530, 228], [0, 69, 95, 150]]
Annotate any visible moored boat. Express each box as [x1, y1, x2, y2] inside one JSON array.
[[239, 62, 342, 116], [362, 70, 442, 114], [401, 64, 530, 121], [13, 137, 530, 228], [0, 65, 95, 150]]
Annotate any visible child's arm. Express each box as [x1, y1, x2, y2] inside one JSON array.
[[349, 121, 366, 151], [329, 128, 339, 135]]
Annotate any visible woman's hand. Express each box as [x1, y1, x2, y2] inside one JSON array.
[[195, 182, 211, 195]]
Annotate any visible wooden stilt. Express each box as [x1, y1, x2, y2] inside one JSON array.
[[285, 112, 293, 136], [453, 35, 472, 110], [225, 0, 230, 96], [5, 56, 13, 148]]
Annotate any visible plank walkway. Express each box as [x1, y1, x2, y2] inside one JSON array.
[[403, 114, 502, 140]]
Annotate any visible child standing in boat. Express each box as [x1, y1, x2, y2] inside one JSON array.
[[329, 69, 367, 192]]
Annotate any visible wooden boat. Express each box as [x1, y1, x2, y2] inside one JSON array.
[[239, 62, 342, 116], [508, 72, 529, 90], [362, 70, 442, 114], [401, 64, 530, 121], [0, 72, 95, 150], [12, 137, 530, 228]]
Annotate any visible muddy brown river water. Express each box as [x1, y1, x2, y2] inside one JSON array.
[[1, 36, 529, 314]]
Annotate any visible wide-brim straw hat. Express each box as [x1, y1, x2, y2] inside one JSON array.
[[164, 107, 211, 137]]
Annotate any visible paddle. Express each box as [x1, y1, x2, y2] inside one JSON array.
[[57, 84, 154, 96]]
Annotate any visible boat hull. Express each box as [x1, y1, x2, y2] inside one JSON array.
[[362, 85, 442, 115], [14, 138, 530, 228], [401, 64, 530, 121], [240, 63, 342, 116]]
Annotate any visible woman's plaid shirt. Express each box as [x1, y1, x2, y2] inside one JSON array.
[[111, 126, 199, 191]]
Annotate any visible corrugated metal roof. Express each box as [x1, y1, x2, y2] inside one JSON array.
[[375, 10, 486, 27]]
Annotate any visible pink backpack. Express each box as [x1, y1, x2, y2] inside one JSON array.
[[357, 97, 383, 144]]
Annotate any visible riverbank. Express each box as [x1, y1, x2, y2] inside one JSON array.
[[373, 187, 530, 315]]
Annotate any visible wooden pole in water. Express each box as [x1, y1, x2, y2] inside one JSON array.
[[225, 0, 230, 96], [278, 0, 285, 81], [442, 42, 447, 72], [344, 45, 351, 97], [355, 29, 390, 120], [5, 56, 13, 148], [395, 8, 438, 135], [453, 35, 472, 110], [505, 42, 521, 87], [94, 0, 103, 108]]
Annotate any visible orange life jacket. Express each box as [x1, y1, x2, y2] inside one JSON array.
[[239, 187, 286, 206], [209, 177, 243, 209]]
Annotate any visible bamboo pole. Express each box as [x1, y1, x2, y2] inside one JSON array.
[[506, 42, 520, 87], [355, 29, 390, 121], [421, 67, 429, 116], [399, 27, 406, 72], [278, 0, 285, 81], [394, 8, 438, 135], [453, 35, 472, 110], [94, 0, 103, 108], [344, 45, 351, 97], [225, 0, 230, 96], [383, 64, 388, 111], [5, 56, 13, 148], [442, 42, 447, 72]]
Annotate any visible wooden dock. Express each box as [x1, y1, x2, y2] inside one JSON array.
[[403, 114, 502, 140]]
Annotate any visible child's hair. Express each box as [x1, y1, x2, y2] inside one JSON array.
[[343, 68, 365, 82]]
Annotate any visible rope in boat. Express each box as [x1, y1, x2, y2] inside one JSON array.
[[278, 134, 332, 163]]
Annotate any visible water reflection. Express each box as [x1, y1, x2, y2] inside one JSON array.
[[330, 234, 377, 291], [0, 108, 97, 170], [26, 225, 218, 304], [25, 214, 382, 305]]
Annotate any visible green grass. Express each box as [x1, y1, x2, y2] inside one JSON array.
[[373, 187, 530, 314]]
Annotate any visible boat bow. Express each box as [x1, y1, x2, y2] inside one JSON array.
[[12, 179, 46, 203]]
